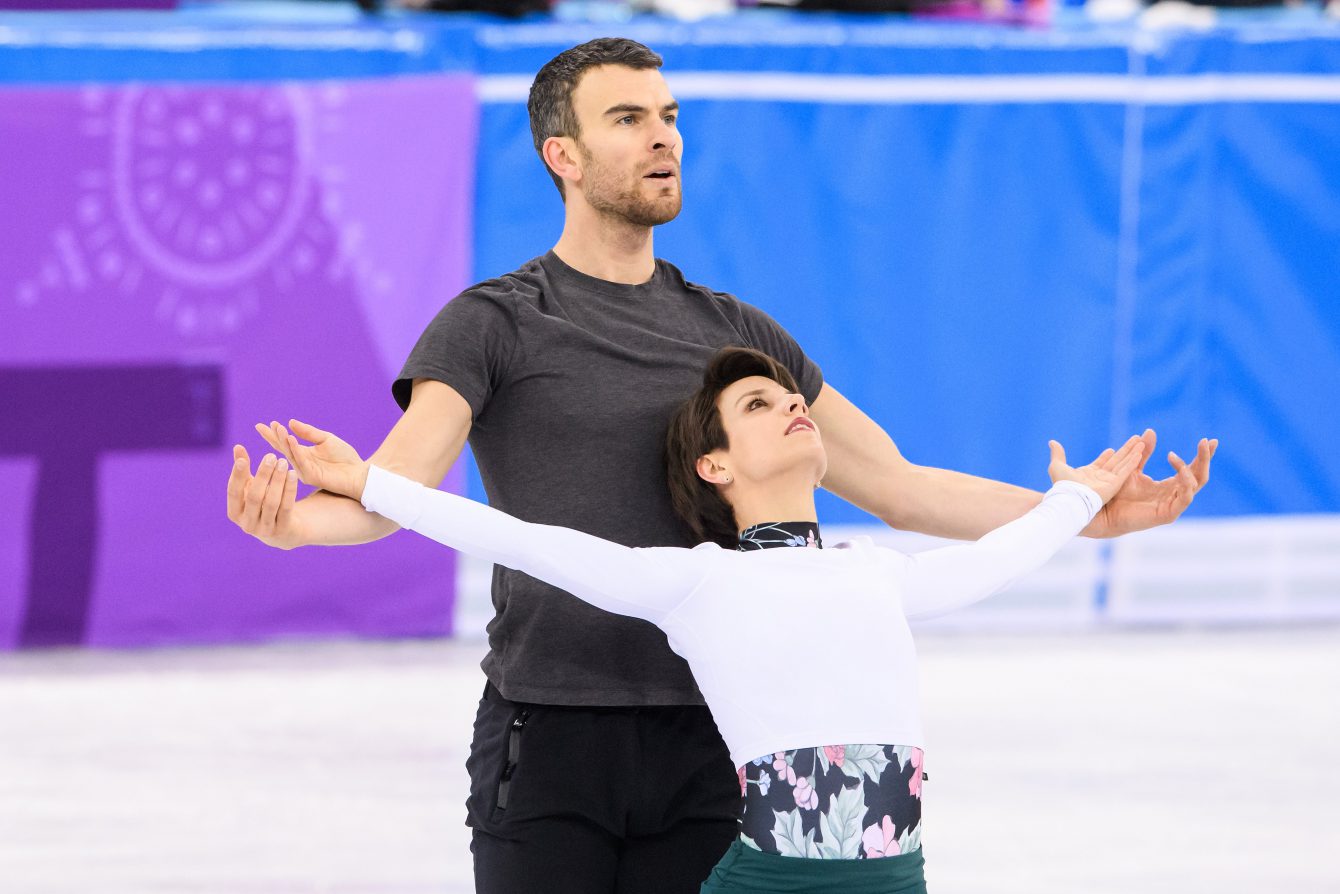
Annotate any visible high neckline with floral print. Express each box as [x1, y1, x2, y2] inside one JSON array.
[[736, 521, 823, 551]]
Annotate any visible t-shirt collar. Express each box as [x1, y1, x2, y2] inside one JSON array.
[[540, 250, 665, 299]]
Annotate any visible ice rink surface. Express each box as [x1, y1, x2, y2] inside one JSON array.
[[2, 627, 1337, 894]]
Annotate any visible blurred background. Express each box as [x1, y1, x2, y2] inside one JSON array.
[[0, 1, 1337, 892]]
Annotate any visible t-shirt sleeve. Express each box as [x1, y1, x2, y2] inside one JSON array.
[[391, 288, 520, 416], [734, 301, 824, 404]]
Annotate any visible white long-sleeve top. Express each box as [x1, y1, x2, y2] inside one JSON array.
[[362, 467, 1102, 768]]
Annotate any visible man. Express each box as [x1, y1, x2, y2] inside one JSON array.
[[227, 38, 1216, 894]]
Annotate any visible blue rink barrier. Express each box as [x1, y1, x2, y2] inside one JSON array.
[[4, 5, 1338, 630]]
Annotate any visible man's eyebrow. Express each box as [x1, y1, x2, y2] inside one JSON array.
[[734, 388, 767, 408], [603, 101, 680, 117]]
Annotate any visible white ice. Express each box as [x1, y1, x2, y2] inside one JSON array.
[[1, 628, 1336, 893]]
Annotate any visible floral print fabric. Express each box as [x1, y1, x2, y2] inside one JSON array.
[[738, 744, 924, 860]]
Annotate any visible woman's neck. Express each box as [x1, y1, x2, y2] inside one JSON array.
[[729, 485, 819, 536]]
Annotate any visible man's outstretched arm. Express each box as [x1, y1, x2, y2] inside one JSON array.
[[809, 383, 1216, 541], [225, 379, 471, 549]]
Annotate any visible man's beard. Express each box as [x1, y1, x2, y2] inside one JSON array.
[[579, 146, 682, 227]]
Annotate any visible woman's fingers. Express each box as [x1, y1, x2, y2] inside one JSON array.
[[286, 433, 317, 483], [1048, 440, 1067, 468], [1099, 435, 1142, 472], [289, 418, 329, 444], [1111, 440, 1146, 481], [254, 422, 285, 456]]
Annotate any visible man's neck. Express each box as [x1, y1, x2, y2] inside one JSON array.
[[552, 203, 657, 285]]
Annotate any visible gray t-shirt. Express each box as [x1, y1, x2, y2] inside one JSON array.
[[394, 251, 822, 706]]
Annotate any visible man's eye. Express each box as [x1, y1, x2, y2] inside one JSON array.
[[618, 115, 635, 125], [664, 115, 677, 125]]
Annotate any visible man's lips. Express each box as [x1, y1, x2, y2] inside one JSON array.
[[786, 418, 816, 436]]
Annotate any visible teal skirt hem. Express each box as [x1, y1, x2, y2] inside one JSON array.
[[699, 840, 927, 894]]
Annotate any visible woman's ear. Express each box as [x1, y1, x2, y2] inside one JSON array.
[[696, 453, 732, 486]]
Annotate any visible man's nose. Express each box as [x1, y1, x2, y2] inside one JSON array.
[[650, 120, 677, 153]]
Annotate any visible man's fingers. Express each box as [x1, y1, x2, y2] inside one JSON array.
[[256, 458, 289, 537], [281, 465, 299, 514], [226, 446, 251, 522], [1165, 450, 1200, 512], [243, 454, 279, 532], [1170, 449, 1199, 488], [1189, 437, 1217, 487], [1135, 428, 1157, 475]]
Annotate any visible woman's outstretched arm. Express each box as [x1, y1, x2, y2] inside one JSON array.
[[264, 418, 709, 624], [892, 438, 1144, 620], [360, 465, 709, 624]]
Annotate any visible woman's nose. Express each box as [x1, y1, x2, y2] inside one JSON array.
[[786, 395, 807, 416]]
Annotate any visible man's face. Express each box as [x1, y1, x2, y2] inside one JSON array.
[[568, 65, 683, 226]]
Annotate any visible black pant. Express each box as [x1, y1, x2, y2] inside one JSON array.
[[467, 683, 741, 894]]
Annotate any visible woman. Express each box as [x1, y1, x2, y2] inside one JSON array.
[[256, 346, 1144, 893]]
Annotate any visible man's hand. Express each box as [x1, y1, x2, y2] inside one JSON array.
[[1047, 436, 1146, 503], [257, 419, 370, 501], [226, 445, 304, 549], [1082, 429, 1218, 538]]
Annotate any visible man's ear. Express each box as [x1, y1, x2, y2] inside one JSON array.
[[542, 136, 582, 190], [696, 453, 731, 487]]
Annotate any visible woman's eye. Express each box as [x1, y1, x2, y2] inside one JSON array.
[[748, 398, 765, 410]]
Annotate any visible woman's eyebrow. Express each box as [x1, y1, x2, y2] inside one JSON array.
[[734, 388, 767, 408]]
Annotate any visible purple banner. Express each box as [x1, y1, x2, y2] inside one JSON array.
[[0, 75, 477, 649], [0, 1, 176, 8]]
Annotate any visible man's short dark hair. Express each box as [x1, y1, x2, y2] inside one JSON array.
[[527, 38, 664, 198], [664, 347, 802, 548]]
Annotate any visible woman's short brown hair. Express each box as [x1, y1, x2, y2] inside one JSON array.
[[665, 347, 802, 547]]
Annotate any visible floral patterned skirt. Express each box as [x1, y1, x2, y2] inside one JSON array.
[[737, 744, 924, 860]]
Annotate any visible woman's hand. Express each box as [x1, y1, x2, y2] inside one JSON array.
[[254, 418, 370, 502], [1048, 436, 1146, 504]]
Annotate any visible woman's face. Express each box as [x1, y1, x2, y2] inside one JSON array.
[[703, 375, 827, 489]]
